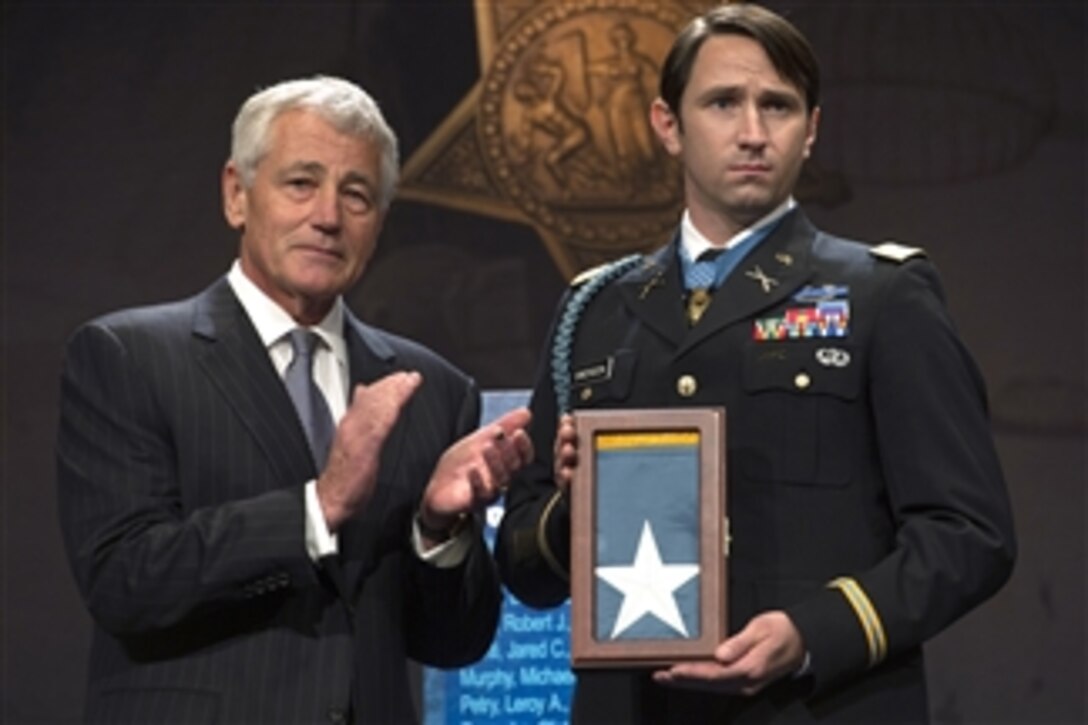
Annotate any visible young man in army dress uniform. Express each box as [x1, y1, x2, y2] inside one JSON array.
[[495, 4, 1016, 723]]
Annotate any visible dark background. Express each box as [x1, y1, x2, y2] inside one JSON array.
[[3, 2, 1084, 723]]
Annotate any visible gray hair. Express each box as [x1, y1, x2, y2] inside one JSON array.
[[230, 76, 400, 210]]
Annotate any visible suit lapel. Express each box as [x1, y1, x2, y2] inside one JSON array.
[[677, 210, 818, 357], [340, 313, 411, 595], [190, 282, 409, 602], [191, 278, 316, 487], [616, 242, 687, 347]]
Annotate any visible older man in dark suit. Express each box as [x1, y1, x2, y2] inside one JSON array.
[[56, 76, 532, 724]]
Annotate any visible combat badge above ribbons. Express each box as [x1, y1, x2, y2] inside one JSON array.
[[754, 285, 850, 340], [792, 284, 849, 303]]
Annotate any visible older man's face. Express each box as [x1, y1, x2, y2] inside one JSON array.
[[223, 109, 385, 324]]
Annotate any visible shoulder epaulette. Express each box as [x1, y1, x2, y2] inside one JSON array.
[[870, 241, 926, 263], [570, 261, 612, 287], [553, 254, 642, 413]]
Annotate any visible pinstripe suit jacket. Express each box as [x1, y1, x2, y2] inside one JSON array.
[[57, 277, 500, 724]]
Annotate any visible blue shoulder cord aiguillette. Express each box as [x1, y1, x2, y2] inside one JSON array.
[[551, 254, 643, 414]]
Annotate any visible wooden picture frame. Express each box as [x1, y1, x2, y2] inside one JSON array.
[[570, 407, 728, 668]]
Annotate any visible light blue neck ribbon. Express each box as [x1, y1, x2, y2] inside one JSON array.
[[679, 215, 786, 290]]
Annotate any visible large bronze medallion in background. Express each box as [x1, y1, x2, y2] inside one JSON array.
[[400, 1, 715, 278]]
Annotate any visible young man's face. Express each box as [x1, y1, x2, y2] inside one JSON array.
[[222, 109, 386, 324], [652, 33, 819, 241]]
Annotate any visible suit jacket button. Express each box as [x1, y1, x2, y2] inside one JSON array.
[[676, 374, 698, 397], [327, 707, 347, 723]]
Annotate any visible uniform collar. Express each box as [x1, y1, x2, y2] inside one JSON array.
[[679, 197, 797, 263]]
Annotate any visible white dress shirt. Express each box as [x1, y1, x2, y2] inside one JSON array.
[[680, 197, 796, 261], [227, 261, 469, 566]]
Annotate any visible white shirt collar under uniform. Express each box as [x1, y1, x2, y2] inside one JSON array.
[[680, 197, 796, 263]]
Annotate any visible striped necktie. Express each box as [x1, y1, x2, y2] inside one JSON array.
[[283, 329, 335, 469]]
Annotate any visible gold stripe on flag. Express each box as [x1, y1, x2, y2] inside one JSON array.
[[595, 432, 700, 450]]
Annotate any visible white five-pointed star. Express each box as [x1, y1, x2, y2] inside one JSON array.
[[596, 520, 700, 639]]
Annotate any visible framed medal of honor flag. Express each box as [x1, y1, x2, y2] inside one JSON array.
[[570, 408, 728, 668]]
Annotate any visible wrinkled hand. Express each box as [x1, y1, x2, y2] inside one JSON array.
[[316, 372, 422, 531], [419, 407, 534, 535], [652, 611, 805, 696], [553, 413, 578, 491]]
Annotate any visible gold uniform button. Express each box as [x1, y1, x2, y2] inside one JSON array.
[[580, 387, 593, 401], [794, 372, 812, 390], [676, 374, 698, 397]]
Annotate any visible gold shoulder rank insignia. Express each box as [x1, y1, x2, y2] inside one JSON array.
[[870, 241, 926, 263]]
